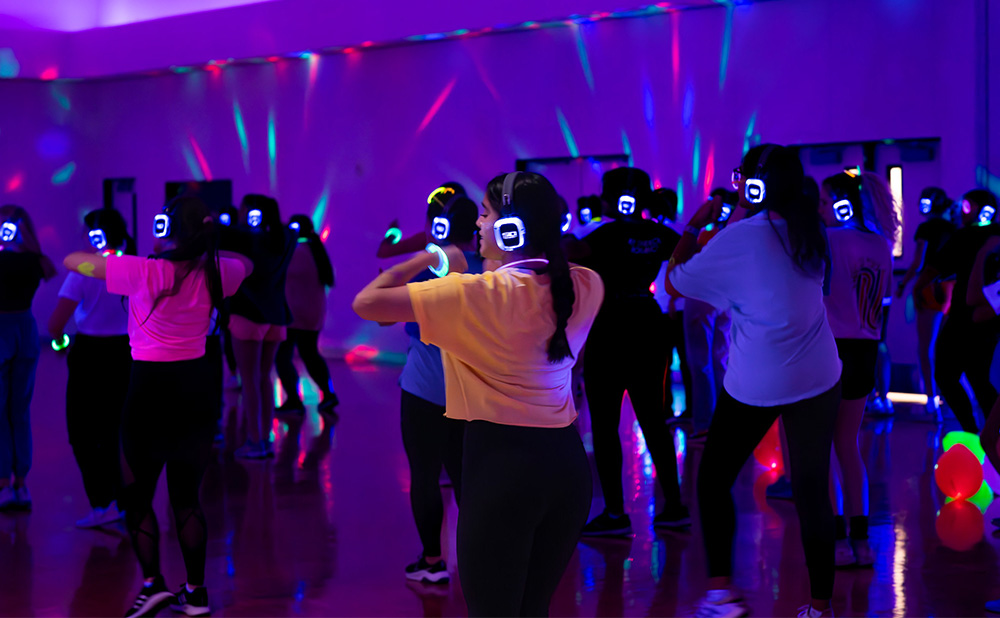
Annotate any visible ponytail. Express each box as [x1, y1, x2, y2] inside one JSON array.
[[307, 235, 335, 287], [859, 172, 900, 246], [544, 240, 576, 363]]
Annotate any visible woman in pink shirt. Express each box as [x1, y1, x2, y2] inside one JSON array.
[[65, 197, 250, 618]]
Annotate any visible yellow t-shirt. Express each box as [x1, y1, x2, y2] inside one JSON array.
[[408, 263, 604, 428]]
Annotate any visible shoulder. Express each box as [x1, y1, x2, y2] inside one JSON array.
[[569, 265, 604, 292]]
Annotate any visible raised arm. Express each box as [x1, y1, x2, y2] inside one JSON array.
[[354, 245, 468, 323], [64, 251, 108, 279], [663, 196, 722, 298]]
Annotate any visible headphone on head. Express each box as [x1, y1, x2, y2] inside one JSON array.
[[247, 208, 263, 228], [0, 217, 20, 243], [431, 215, 451, 241], [980, 204, 997, 225], [617, 193, 636, 216], [88, 228, 108, 250], [494, 172, 527, 251], [561, 212, 572, 233], [920, 197, 933, 215], [744, 145, 777, 204], [153, 204, 173, 238], [830, 170, 861, 224]]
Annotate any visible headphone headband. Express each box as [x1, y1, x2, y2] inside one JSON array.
[[502, 172, 519, 210], [495, 172, 526, 251]]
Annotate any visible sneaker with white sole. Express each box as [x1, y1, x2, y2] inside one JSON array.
[[171, 583, 210, 616], [125, 575, 174, 617], [851, 538, 875, 567], [797, 604, 834, 617], [404, 555, 450, 584], [694, 589, 748, 618], [0, 487, 16, 510], [77, 502, 125, 528], [834, 538, 855, 567]]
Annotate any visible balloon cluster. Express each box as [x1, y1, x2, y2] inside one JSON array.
[[935, 431, 995, 551]]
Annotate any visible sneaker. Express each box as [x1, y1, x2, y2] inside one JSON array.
[[766, 476, 794, 500], [0, 487, 16, 510], [694, 589, 748, 618], [77, 502, 125, 528], [797, 604, 834, 617], [404, 555, 450, 584], [125, 575, 174, 617], [834, 539, 856, 567], [581, 512, 633, 537], [689, 430, 709, 444], [653, 506, 691, 530], [317, 392, 339, 412], [261, 441, 275, 459], [171, 583, 210, 616], [14, 485, 30, 510], [277, 399, 305, 413], [851, 538, 875, 567]]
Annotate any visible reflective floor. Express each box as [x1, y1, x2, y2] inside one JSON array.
[[3, 350, 1000, 617]]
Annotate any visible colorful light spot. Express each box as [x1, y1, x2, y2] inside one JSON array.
[[52, 161, 76, 185], [692, 132, 701, 185], [555, 108, 580, 158], [0, 48, 19, 78], [320, 226, 330, 242], [40, 67, 58, 81], [233, 101, 249, 173], [621, 130, 632, 160], [644, 85, 655, 128], [682, 86, 694, 127], [52, 90, 71, 111], [345, 344, 378, 365], [312, 191, 329, 231], [743, 112, 757, 155], [571, 24, 595, 92], [417, 77, 458, 133], [188, 135, 213, 181], [268, 111, 277, 192], [6, 172, 23, 192], [677, 177, 685, 217], [703, 143, 715, 195], [718, 2, 735, 90]]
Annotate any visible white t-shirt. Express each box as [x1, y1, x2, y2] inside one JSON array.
[[824, 227, 893, 340], [668, 213, 841, 406], [58, 271, 129, 336]]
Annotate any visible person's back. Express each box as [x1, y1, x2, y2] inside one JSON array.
[[935, 224, 1000, 325], [825, 227, 893, 340], [581, 218, 678, 300], [230, 230, 296, 325]]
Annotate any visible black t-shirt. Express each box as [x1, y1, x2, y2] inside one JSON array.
[[228, 229, 297, 325], [578, 219, 680, 300], [914, 218, 956, 272], [932, 224, 1000, 324], [0, 251, 44, 312]]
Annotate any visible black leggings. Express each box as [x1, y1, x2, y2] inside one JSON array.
[[935, 318, 998, 433], [698, 383, 840, 600], [584, 299, 682, 514], [458, 421, 591, 617], [66, 334, 130, 509], [276, 328, 334, 403], [400, 389, 464, 558], [120, 356, 217, 586]]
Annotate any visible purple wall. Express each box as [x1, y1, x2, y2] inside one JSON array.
[[0, 0, 986, 359]]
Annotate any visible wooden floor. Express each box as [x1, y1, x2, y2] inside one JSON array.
[[3, 350, 1000, 617]]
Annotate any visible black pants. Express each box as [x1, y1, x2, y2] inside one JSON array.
[[276, 328, 334, 403], [698, 383, 840, 600], [66, 334, 131, 509], [120, 356, 217, 586], [584, 299, 682, 514], [935, 318, 999, 433], [400, 389, 464, 558], [458, 421, 591, 617], [663, 310, 693, 415]]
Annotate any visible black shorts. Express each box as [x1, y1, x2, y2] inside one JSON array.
[[836, 338, 879, 400]]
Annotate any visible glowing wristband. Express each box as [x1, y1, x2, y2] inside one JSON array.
[[51, 334, 70, 352], [425, 243, 449, 278], [385, 227, 402, 244]]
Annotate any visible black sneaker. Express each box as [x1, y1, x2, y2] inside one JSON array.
[[653, 506, 691, 530], [125, 575, 174, 617], [171, 583, 210, 616], [277, 399, 305, 413], [317, 392, 339, 412], [581, 512, 633, 537], [404, 555, 450, 584]]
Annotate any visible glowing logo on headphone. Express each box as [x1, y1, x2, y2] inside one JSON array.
[[920, 198, 932, 215], [88, 229, 108, 250], [289, 221, 301, 232], [719, 204, 733, 222], [618, 195, 636, 216], [431, 216, 450, 241], [963, 200, 973, 214], [745, 179, 766, 204], [495, 218, 526, 250], [0, 221, 18, 242], [833, 199, 854, 223], [561, 212, 572, 233], [248, 209, 263, 228], [153, 214, 171, 238], [980, 205, 996, 225], [579, 207, 593, 225], [219, 212, 231, 226]]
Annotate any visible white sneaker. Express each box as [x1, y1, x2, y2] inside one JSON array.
[[852, 538, 875, 567], [0, 487, 16, 510], [797, 604, 834, 617], [834, 538, 856, 567], [76, 503, 125, 528], [14, 485, 30, 510], [694, 590, 748, 618]]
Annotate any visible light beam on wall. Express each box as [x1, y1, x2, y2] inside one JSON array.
[[417, 77, 458, 134], [682, 85, 694, 127], [621, 130, 632, 162], [233, 101, 250, 173], [692, 132, 701, 185], [268, 110, 277, 192], [571, 24, 595, 92], [51, 161, 76, 185], [743, 112, 757, 155], [555, 108, 580, 158], [188, 135, 213, 181], [0, 48, 19, 78], [703, 144, 715, 196], [677, 177, 685, 218], [6, 172, 23, 192], [671, 13, 680, 101], [718, 1, 735, 90], [644, 85, 655, 129], [182, 146, 204, 181], [312, 190, 329, 231]]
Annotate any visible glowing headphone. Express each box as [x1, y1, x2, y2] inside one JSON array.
[[153, 212, 171, 238], [219, 212, 232, 226], [579, 206, 593, 225], [719, 204, 733, 223], [431, 216, 450, 241], [618, 193, 636, 216], [0, 220, 19, 243], [744, 145, 776, 204], [980, 205, 996, 225], [88, 229, 108, 250], [494, 172, 527, 251], [289, 221, 301, 232], [920, 198, 933, 215], [833, 198, 854, 223], [561, 212, 572, 233], [248, 208, 263, 228]]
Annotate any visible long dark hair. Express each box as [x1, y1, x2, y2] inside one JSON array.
[[84, 208, 137, 255], [289, 214, 334, 287], [241, 194, 285, 252], [0, 204, 57, 279], [742, 144, 827, 276], [822, 171, 899, 245], [487, 172, 576, 363], [147, 197, 226, 327]]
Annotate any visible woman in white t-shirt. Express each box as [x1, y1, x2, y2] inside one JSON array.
[[48, 208, 135, 530], [819, 172, 897, 569], [664, 144, 841, 618]]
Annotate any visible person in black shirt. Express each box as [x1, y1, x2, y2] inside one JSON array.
[[915, 189, 1000, 432], [573, 167, 689, 537], [897, 187, 956, 413]]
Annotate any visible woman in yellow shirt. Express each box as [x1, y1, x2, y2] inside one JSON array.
[[354, 172, 604, 616]]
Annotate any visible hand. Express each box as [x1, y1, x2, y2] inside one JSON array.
[[442, 245, 469, 274], [687, 196, 723, 229]]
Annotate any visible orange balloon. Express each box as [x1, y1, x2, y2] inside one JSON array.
[[934, 444, 983, 499], [753, 420, 784, 475], [936, 499, 984, 551]]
